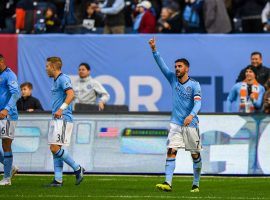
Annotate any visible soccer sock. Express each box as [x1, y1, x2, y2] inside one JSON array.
[[3, 152, 13, 179], [192, 154, 202, 187], [53, 153, 63, 183], [55, 149, 80, 172], [165, 158, 176, 186], [0, 147, 4, 165]]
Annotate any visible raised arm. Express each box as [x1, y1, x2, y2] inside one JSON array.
[[148, 37, 174, 83]]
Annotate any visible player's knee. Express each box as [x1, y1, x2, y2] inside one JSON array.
[[2, 139, 12, 152], [50, 145, 60, 154], [167, 148, 177, 158]]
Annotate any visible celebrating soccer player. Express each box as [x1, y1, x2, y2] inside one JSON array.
[[46, 57, 85, 187], [0, 54, 20, 186], [148, 38, 202, 192]]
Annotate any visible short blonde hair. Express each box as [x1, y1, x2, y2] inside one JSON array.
[[47, 57, 62, 69]]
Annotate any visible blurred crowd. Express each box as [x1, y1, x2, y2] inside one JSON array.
[[1, 0, 270, 34]]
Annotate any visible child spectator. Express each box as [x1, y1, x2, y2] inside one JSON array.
[[17, 82, 43, 112]]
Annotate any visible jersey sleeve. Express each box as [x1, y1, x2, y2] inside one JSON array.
[[4, 72, 20, 112], [190, 82, 201, 116], [152, 51, 174, 84], [60, 76, 73, 91], [253, 85, 265, 109], [93, 80, 110, 103], [226, 83, 239, 112]]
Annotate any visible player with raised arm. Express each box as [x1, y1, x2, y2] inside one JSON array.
[[0, 54, 20, 186], [46, 57, 85, 187], [148, 38, 202, 192]]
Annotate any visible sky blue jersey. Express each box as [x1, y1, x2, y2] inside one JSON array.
[[153, 51, 201, 128], [0, 67, 20, 120], [51, 73, 73, 122]]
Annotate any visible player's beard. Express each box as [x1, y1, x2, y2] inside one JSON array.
[[176, 72, 185, 79]]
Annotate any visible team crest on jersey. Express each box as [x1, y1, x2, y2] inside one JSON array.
[[87, 84, 92, 90], [186, 86, 192, 93]]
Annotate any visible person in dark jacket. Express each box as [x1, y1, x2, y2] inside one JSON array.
[[157, 4, 182, 33], [45, 6, 61, 33], [16, 82, 43, 112], [234, 0, 268, 33], [236, 52, 270, 87]]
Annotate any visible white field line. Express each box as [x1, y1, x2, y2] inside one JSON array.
[[0, 195, 268, 199], [15, 174, 270, 179]]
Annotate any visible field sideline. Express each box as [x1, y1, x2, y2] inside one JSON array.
[[0, 175, 269, 199]]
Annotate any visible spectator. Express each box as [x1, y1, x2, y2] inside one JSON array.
[[15, 0, 35, 34], [234, 0, 267, 33], [203, 0, 232, 33], [182, 0, 205, 33], [262, 78, 270, 113], [16, 82, 43, 112], [81, 1, 104, 31], [0, 0, 18, 33], [157, 4, 182, 33], [227, 66, 265, 113], [73, 63, 110, 111], [261, 1, 270, 32], [97, 0, 125, 34], [133, 0, 156, 33], [45, 6, 61, 33], [236, 52, 270, 86]]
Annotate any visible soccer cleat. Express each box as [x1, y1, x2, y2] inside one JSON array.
[[11, 166, 19, 179], [0, 178, 11, 186], [47, 179, 63, 187], [75, 166, 85, 185], [190, 185, 199, 192], [156, 182, 172, 192]]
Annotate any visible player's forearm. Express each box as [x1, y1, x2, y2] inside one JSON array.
[[63, 90, 75, 105], [5, 92, 20, 112], [190, 100, 201, 117]]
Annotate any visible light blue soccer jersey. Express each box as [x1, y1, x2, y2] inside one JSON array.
[[51, 73, 73, 122], [0, 67, 20, 120], [153, 51, 201, 128]]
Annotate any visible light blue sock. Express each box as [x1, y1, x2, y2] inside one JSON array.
[[4, 152, 13, 178], [0, 147, 4, 165], [56, 149, 80, 171], [165, 158, 176, 186], [53, 154, 63, 183], [192, 155, 202, 186]]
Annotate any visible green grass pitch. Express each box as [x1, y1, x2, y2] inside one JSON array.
[[0, 175, 269, 199]]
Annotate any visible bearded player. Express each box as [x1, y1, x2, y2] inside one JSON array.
[[149, 38, 202, 192]]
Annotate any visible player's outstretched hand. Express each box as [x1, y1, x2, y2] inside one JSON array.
[[148, 37, 156, 52], [54, 109, 63, 119], [0, 109, 8, 119], [184, 115, 193, 126]]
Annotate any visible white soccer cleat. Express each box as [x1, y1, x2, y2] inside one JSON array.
[[0, 178, 11, 186], [11, 166, 19, 178]]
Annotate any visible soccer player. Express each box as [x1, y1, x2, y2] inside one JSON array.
[[148, 38, 202, 192], [0, 54, 20, 185], [46, 57, 85, 187]]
